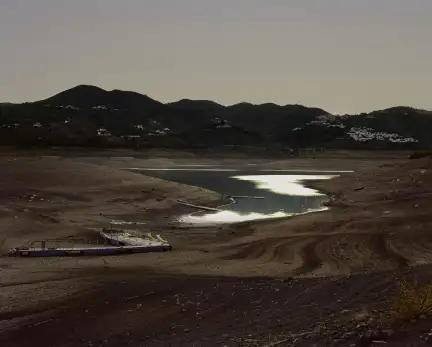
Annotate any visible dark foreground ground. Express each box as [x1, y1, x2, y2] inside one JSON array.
[[1, 266, 431, 347]]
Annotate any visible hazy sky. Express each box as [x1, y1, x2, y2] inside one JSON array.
[[1, 0, 431, 113]]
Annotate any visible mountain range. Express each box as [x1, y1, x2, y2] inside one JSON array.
[[1, 85, 431, 150]]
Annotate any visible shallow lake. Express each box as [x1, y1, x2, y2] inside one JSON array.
[[129, 167, 342, 225]]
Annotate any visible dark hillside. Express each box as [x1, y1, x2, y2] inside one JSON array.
[[1, 86, 431, 149]]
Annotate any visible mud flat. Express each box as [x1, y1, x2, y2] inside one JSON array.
[[0, 152, 431, 347]]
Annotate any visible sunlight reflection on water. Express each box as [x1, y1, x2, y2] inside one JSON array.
[[179, 174, 336, 225], [178, 206, 329, 225], [232, 174, 338, 196]]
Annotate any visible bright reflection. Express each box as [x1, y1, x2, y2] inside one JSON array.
[[178, 207, 328, 225], [179, 210, 289, 225], [232, 175, 338, 196]]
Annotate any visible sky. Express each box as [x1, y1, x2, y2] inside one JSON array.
[[1, 0, 431, 114]]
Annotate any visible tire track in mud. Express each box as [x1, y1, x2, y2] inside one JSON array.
[[313, 235, 356, 274], [218, 236, 314, 273], [221, 238, 276, 261], [368, 232, 410, 268], [308, 232, 411, 275], [293, 237, 326, 275], [205, 214, 429, 277], [216, 232, 410, 277], [387, 230, 432, 266]]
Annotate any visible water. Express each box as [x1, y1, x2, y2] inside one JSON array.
[[130, 168, 340, 225]]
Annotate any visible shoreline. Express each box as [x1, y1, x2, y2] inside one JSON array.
[[169, 174, 335, 230], [0, 153, 431, 347], [171, 176, 334, 234]]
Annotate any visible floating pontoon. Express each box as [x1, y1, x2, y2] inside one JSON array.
[[8, 229, 172, 257]]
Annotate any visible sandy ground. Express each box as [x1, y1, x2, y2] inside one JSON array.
[[0, 150, 431, 346]]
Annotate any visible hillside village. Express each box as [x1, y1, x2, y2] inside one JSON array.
[[1, 85, 431, 150]]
